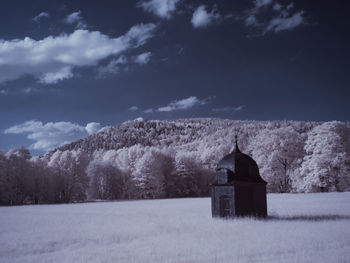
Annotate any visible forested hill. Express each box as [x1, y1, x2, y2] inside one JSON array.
[[2, 118, 350, 206], [52, 118, 319, 154], [44, 118, 350, 194]]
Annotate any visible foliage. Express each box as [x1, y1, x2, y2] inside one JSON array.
[[1, 118, 350, 205]]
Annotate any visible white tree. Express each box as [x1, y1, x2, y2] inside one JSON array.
[[48, 150, 90, 202], [250, 127, 305, 192], [133, 148, 174, 199], [299, 121, 350, 192]]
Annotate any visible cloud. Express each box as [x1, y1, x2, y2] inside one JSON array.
[[265, 11, 304, 33], [128, 106, 139, 111], [39, 66, 73, 84], [98, 52, 152, 77], [64, 10, 87, 29], [244, 0, 305, 33], [32, 12, 49, 23], [144, 96, 212, 113], [85, 122, 102, 134], [212, 105, 244, 112], [0, 23, 157, 84], [138, 0, 181, 19], [4, 120, 107, 151], [22, 87, 34, 94], [133, 52, 152, 64], [0, 89, 8, 95], [191, 5, 221, 28], [97, 56, 128, 76], [255, 0, 273, 8]]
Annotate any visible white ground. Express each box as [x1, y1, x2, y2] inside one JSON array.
[[1, 192, 350, 263]]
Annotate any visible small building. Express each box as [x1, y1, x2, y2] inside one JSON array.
[[211, 137, 267, 218]]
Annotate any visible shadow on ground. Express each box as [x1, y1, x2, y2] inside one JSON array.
[[266, 214, 350, 221]]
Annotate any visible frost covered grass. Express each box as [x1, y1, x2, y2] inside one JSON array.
[[1, 192, 350, 263]]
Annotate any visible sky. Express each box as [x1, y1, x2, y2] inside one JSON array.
[[0, 0, 349, 155]]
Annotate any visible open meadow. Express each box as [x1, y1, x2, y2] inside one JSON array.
[[1, 192, 350, 263]]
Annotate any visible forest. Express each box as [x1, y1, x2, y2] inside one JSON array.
[[1, 118, 350, 205]]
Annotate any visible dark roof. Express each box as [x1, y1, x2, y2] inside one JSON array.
[[217, 142, 267, 184]]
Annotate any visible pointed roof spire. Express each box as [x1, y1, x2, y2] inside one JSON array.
[[235, 134, 241, 153]]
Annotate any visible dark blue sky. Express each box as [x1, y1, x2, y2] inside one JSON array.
[[0, 0, 349, 155]]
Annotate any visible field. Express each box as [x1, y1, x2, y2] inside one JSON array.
[[1, 192, 350, 263]]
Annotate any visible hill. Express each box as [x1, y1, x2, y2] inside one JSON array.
[[1, 118, 350, 205]]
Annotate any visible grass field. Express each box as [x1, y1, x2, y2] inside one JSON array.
[[1, 192, 350, 263]]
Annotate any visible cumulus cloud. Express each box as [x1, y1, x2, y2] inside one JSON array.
[[212, 105, 244, 112], [0, 23, 157, 84], [133, 52, 152, 64], [144, 96, 212, 113], [191, 5, 221, 28], [64, 10, 87, 29], [138, 0, 181, 19], [32, 12, 49, 23], [85, 122, 103, 135], [4, 120, 107, 151], [244, 0, 305, 33]]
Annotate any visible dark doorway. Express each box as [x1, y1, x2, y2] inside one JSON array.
[[219, 195, 231, 217]]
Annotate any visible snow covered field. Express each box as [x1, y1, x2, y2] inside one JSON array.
[[1, 193, 350, 263]]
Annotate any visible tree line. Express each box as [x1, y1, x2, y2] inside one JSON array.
[[1, 119, 349, 205]]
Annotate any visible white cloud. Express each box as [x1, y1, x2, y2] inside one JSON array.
[[39, 66, 73, 84], [138, 0, 181, 19], [144, 108, 154, 113], [97, 56, 127, 76], [0, 23, 156, 84], [85, 122, 102, 135], [265, 11, 304, 32], [244, 0, 305, 34], [128, 106, 139, 111], [133, 52, 152, 64], [152, 96, 211, 113], [212, 105, 244, 112], [32, 12, 49, 23], [64, 10, 87, 29], [191, 5, 221, 28], [4, 120, 107, 151]]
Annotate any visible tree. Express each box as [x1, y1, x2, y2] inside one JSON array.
[[299, 122, 350, 192], [250, 127, 305, 192], [86, 160, 125, 200], [171, 152, 213, 197], [133, 148, 174, 199], [48, 150, 90, 203], [27, 157, 53, 204], [0, 151, 8, 205], [0, 147, 32, 205]]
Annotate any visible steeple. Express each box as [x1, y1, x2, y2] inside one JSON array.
[[234, 135, 241, 153]]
